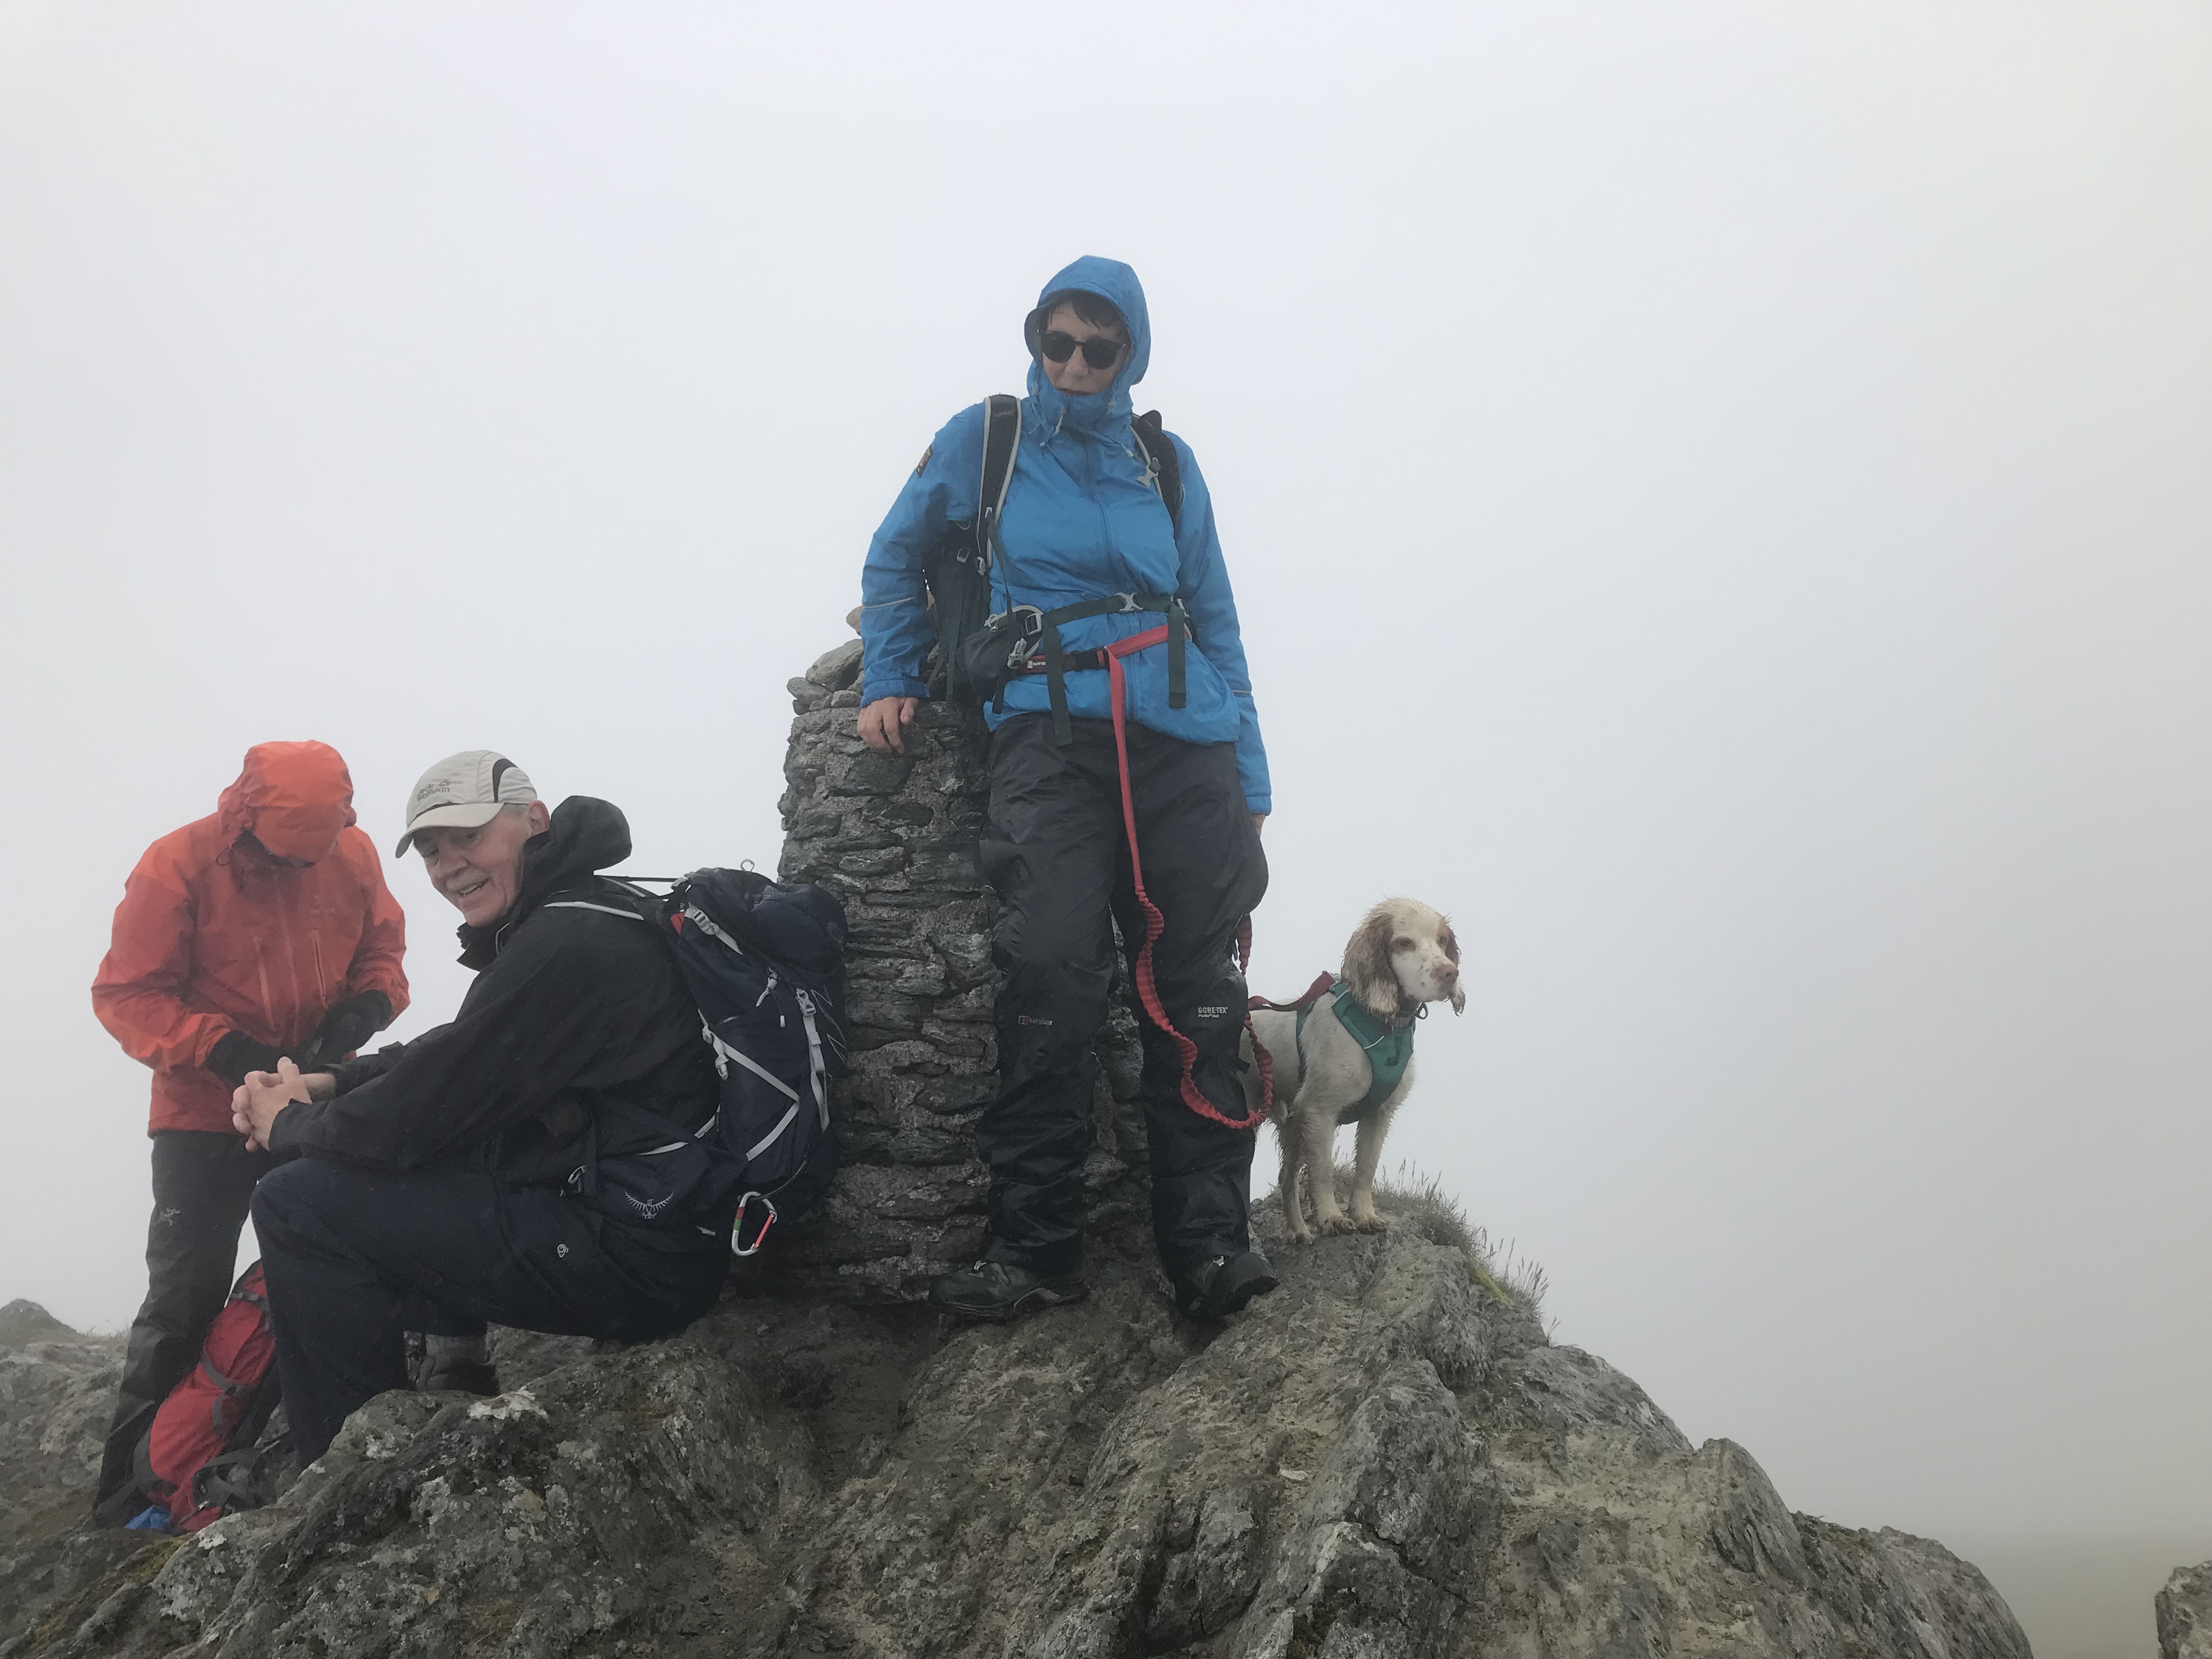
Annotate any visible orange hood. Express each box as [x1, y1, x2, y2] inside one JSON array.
[[216, 741, 358, 863]]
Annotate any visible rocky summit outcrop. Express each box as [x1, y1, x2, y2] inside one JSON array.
[[2, 1222, 2029, 1659], [1, 640, 2034, 1657], [0, 1305, 148, 1650], [2163, 1561, 2212, 1659]]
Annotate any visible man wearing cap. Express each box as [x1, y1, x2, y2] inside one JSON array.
[[91, 740, 408, 1523], [229, 753, 725, 1467]]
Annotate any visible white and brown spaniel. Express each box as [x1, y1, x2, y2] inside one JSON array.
[[1240, 898, 1464, 1243]]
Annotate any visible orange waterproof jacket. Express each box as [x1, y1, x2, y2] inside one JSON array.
[[93, 742, 410, 1133]]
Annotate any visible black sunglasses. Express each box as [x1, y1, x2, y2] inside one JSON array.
[[1040, 329, 1126, 371]]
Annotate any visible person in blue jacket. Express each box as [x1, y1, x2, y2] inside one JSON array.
[[856, 256, 1278, 1322]]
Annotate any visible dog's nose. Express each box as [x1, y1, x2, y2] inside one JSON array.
[[1437, 962, 1459, 984]]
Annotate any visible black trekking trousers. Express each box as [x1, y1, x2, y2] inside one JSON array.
[[977, 713, 1268, 1279], [96, 1131, 273, 1516], [250, 1157, 729, 1466]]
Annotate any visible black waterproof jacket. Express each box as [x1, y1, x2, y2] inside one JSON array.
[[268, 797, 715, 1190]]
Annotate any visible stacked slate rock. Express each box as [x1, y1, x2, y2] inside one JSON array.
[[770, 636, 1150, 1301]]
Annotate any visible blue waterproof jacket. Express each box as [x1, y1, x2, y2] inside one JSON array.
[[858, 257, 1271, 814]]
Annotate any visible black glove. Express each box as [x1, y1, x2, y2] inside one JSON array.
[[207, 1031, 284, 1089], [297, 991, 393, 1069]]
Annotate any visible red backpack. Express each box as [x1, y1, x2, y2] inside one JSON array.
[[140, 1263, 282, 1531]]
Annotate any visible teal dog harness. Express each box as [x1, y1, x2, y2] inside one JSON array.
[[1295, 979, 1416, 1122]]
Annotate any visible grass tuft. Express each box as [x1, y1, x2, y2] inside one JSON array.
[[123, 1535, 187, 1585], [1268, 1158, 1549, 1312]]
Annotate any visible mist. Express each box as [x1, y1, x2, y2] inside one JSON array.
[[4, 5, 2209, 1650]]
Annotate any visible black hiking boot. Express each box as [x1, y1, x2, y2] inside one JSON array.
[[1172, 1250, 1279, 1320], [929, 1259, 1088, 1323], [416, 1356, 502, 1396], [407, 1328, 500, 1396]]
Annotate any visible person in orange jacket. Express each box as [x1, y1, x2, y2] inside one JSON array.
[[89, 740, 408, 1522]]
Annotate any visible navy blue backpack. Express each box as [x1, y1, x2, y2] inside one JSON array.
[[588, 868, 847, 1255]]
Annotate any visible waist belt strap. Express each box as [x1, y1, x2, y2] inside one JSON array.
[[1014, 647, 1109, 674], [1024, 592, 1188, 744]]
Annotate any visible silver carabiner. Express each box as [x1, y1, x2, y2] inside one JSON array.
[[731, 1192, 778, 1257]]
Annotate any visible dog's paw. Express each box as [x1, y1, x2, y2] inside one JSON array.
[[1350, 1209, 1390, 1233], [1317, 1213, 1356, 1237], [1285, 1224, 1313, 1246]]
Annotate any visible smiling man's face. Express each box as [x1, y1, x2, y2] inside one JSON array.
[[414, 802, 549, 926]]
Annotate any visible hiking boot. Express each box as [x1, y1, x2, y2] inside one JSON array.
[[415, 1356, 501, 1396], [929, 1259, 1087, 1323], [1172, 1250, 1279, 1320]]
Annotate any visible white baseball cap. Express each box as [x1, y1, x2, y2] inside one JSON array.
[[393, 751, 538, 857]]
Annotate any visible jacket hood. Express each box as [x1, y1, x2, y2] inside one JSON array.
[[458, 795, 633, 966], [1024, 255, 1151, 438], [216, 741, 357, 863]]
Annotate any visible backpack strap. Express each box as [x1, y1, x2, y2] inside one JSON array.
[[192, 1432, 289, 1518], [977, 393, 1022, 575], [968, 393, 1028, 713], [1130, 410, 1183, 537]]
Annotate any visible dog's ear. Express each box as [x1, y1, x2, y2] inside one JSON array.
[[1449, 983, 1467, 1016], [1440, 923, 1461, 966], [1342, 905, 1399, 1016]]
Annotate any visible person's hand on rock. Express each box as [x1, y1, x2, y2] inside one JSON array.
[[859, 696, 919, 754]]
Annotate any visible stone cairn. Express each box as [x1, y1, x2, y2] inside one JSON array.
[[764, 637, 1151, 1301]]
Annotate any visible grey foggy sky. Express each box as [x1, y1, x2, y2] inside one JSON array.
[[4, 0, 2209, 1581]]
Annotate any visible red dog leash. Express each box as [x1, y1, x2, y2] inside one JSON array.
[[1099, 626, 1271, 1131]]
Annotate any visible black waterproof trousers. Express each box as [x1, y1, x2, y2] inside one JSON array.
[[95, 1131, 273, 1516], [250, 1157, 727, 1465], [977, 713, 1268, 1278]]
